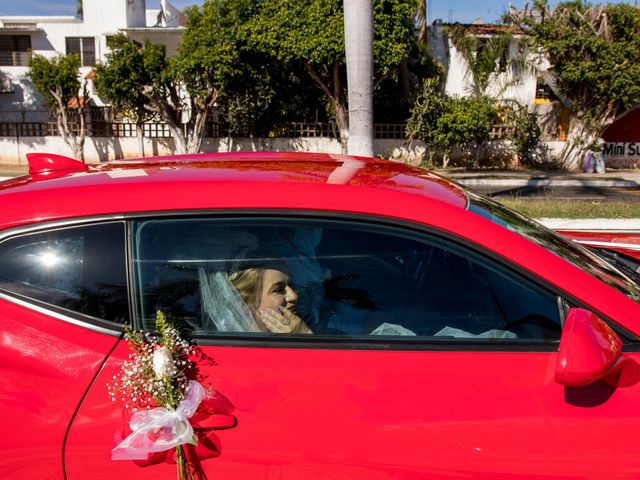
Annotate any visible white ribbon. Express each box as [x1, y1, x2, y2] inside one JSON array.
[[112, 380, 206, 461]]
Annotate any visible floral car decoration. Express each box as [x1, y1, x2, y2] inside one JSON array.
[[109, 311, 213, 480]]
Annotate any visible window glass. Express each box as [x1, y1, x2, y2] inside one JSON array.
[[0, 35, 31, 66], [0, 223, 128, 322], [133, 218, 562, 342], [65, 37, 95, 66]]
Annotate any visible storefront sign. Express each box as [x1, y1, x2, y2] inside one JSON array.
[[604, 142, 640, 157]]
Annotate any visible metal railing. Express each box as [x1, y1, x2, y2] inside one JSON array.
[[143, 123, 173, 138], [0, 122, 53, 137], [271, 122, 336, 138], [375, 123, 405, 139], [0, 121, 518, 140]]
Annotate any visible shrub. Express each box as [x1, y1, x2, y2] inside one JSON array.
[[508, 106, 542, 166], [407, 78, 500, 167]]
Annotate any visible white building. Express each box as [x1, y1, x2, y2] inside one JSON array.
[[0, 0, 185, 120], [428, 21, 567, 141], [428, 21, 540, 108]]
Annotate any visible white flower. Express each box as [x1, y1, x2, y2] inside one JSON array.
[[152, 346, 177, 379]]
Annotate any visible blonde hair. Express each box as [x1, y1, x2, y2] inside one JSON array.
[[229, 267, 263, 310]]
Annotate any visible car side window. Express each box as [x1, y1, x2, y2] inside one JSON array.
[[0, 223, 128, 323], [132, 218, 562, 341]]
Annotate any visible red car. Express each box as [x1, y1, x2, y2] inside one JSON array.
[[559, 229, 640, 261], [2, 151, 640, 479]]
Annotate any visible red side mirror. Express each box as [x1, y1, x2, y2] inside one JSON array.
[[555, 308, 622, 386]]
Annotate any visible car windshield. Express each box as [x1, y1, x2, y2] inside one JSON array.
[[467, 191, 640, 303], [587, 248, 640, 286]]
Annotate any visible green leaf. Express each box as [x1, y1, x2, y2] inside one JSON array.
[[28, 53, 81, 109]]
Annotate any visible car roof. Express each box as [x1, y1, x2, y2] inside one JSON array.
[[0, 152, 468, 229]]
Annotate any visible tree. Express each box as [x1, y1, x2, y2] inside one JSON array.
[[509, 1, 640, 169], [344, 0, 374, 156], [213, 0, 324, 136], [169, 0, 241, 152], [406, 77, 499, 167], [96, 0, 242, 154], [95, 34, 156, 157], [224, 58, 327, 136], [29, 54, 87, 162], [247, 0, 416, 149], [247, 0, 347, 143]]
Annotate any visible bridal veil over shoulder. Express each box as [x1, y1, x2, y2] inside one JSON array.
[[198, 269, 260, 333]]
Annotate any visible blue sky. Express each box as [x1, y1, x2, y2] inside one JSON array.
[[0, 1, 200, 16], [0, 0, 636, 23]]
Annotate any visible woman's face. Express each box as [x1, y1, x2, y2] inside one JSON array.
[[257, 268, 298, 314]]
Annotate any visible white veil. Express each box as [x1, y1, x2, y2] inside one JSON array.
[[198, 268, 261, 333]]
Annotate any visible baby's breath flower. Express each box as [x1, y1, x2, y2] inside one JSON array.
[[107, 311, 199, 413]]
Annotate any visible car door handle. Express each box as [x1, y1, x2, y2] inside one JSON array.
[[193, 413, 237, 430], [190, 390, 237, 430]]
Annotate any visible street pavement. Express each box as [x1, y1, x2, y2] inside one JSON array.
[[440, 169, 640, 202], [438, 170, 640, 231], [437, 169, 640, 230], [539, 218, 640, 230]]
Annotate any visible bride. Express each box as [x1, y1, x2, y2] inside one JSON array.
[[199, 250, 312, 334]]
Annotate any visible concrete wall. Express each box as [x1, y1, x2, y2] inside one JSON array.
[[0, 136, 346, 165], [0, 67, 44, 114], [124, 29, 183, 57], [0, 135, 405, 165], [0, 134, 575, 167], [487, 38, 538, 108], [126, 0, 148, 28]]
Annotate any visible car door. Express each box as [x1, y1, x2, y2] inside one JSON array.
[[0, 222, 128, 479], [65, 215, 640, 479]]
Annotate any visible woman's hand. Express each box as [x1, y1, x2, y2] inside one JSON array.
[[258, 307, 312, 334]]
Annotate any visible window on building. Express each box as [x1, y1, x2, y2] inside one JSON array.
[[0, 35, 31, 66], [535, 77, 557, 101], [66, 37, 96, 66]]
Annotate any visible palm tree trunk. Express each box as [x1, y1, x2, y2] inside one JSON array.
[[344, 0, 374, 157]]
